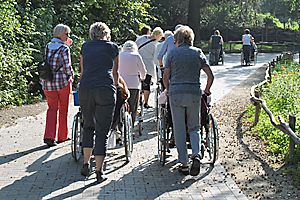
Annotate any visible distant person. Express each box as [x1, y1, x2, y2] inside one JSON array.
[[136, 25, 151, 41], [163, 26, 214, 176], [154, 30, 173, 85], [135, 27, 164, 108], [79, 22, 119, 183], [157, 24, 183, 69], [119, 40, 147, 125], [209, 30, 224, 65], [41, 24, 74, 147], [242, 29, 254, 65], [250, 36, 258, 61]]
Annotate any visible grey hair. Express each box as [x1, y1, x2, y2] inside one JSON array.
[[174, 24, 183, 31], [164, 30, 173, 39], [53, 24, 71, 38], [174, 25, 194, 46], [122, 40, 138, 52], [89, 22, 111, 40]]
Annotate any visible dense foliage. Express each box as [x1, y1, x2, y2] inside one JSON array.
[[1, 0, 299, 108], [0, 1, 37, 107], [245, 61, 300, 161], [0, 0, 153, 108]]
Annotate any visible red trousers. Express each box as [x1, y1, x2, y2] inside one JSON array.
[[43, 82, 71, 142]]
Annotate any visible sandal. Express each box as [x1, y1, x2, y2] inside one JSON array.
[[178, 165, 189, 176]]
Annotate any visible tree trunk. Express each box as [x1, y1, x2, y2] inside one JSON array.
[[188, 0, 201, 45]]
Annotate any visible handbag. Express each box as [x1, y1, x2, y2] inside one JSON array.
[[38, 44, 63, 81]]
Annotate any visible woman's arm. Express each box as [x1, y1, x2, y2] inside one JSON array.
[[202, 66, 214, 95], [163, 68, 171, 93], [79, 55, 83, 81], [119, 76, 130, 99], [137, 55, 147, 80], [113, 56, 120, 88]]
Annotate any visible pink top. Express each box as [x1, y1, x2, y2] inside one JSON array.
[[119, 51, 147, 89]]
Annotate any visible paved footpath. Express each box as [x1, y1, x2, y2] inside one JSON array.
[[0, 91, 247, 200]]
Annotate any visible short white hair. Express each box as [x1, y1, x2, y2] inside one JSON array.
[[53, 24, 71, 38], [122, 40, 138, 52], [164, 30, 173, 39], [175, 24, 183, 31]]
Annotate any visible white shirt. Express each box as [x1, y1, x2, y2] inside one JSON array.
[[242, 34, 252, 45], [119, 51, 147, 89], [135, 35, 158, 82]]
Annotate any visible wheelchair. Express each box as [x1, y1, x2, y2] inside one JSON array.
[[241, 45, 258, 66], [71, 91, 83, 162], [209, 46, 225, 65], [71, 89, 134, 163], [157, 100, 173, 166], [199, 94, 219, 165], [157, 93, 219, 166]]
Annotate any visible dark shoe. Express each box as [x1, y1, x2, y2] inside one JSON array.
[[44, 139, 57, 147], [57, 138, 71, 144], [144, 104, 152, 109], [81, 163, 90, 177], [190, 155, 201, 176], [178, 165, 189, 176], [96, 170, 107, 183]]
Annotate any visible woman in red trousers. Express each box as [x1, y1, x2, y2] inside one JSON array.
[[40, 24, 74, 147]]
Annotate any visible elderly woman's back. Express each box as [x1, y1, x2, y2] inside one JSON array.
[[119, 40, 147, 125]]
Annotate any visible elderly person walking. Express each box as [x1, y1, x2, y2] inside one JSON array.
[[242, 29, 254, 66], [41, 24, 74, 147], [79, 22, 119, 183], [119, 40, 147, 125], [163, 26, 214, 176], [157, 24, 182, 69], [135, 27, 164, 108], [209, 29, 224, 65]]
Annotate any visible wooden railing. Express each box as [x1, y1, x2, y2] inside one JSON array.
[[249, 53, 300, 158]]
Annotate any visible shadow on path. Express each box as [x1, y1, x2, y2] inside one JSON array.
[[0, 145, 49, 165]]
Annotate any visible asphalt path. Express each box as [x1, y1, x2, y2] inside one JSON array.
[[201, 53, 280, 104]]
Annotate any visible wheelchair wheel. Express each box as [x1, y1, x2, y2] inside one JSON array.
[[206, 113, 219, 165], [71, 111, 83, 162], [155, 83, 161, 122], [137, 93, 144, 136], [221, 51, 225, 65], [124, 109, 133, 163], [157, 106, 167, 166], [240, 52, 244, 66], [253, 51, 258, 65]]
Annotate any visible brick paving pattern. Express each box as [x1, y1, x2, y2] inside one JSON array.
[[0, 95, 247, 200]]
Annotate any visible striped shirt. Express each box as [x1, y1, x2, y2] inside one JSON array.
[[40, 38, 73, 91]]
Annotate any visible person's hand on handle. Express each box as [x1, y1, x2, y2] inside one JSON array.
[[203, 89, 211, 96]]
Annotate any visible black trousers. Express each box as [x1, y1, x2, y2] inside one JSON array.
[[243, 45, 251, 64]]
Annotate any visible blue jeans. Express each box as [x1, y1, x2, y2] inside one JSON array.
[[169, 93, 201, 165]]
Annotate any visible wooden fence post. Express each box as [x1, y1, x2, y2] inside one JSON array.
[[289, 115, 296, 157], [254, 90, 261, 125], [268, 62, 272, 83]]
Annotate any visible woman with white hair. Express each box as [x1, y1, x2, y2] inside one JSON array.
[[119, 40, 147, 125], [41, 24, 74, 147], [79, 22, 121, 183]]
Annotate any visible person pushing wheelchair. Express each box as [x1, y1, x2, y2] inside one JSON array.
[[163, 25, 214, 176]]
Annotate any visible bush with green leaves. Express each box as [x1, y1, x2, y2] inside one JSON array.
[[0, 0, 154, 109], [245, 60, 300, 161], [0, 1, 41, 108]]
